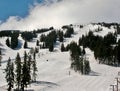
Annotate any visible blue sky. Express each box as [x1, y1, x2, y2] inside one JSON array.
[[0, 0, 43, 21]]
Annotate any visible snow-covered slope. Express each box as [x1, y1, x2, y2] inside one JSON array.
[[0, 24, 120, 91]]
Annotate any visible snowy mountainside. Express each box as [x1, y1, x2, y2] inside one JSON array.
[[0, 23, 120, 91]]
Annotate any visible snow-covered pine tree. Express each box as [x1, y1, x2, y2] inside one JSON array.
[[5, 57, 14, 91], [15, 53, 22, 90]]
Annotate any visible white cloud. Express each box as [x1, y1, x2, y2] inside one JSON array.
[[0, 0, 120, 30]]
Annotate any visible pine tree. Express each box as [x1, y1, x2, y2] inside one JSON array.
[[0, 49, 2, 66], [61, 43, 65, 52], [0, 48, 1, 55], [36, 40, 39, 46], [24, 41, 28, 48], [15, 53, 22, 90], [84, 60, 91, 74], [28, 55, 32, 83], [5, 57, 14, 91], [82, 48, 86, 55], [32, 59, 37, 82], [6, 37, 10, 47], [33, 52, 36, 60], [49, 43, 54, 52], [21, 51, 30, 91], [0, 55, 2, 66]]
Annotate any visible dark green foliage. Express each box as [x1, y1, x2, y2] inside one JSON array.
[[0, 31, 12, 37], [35, 47, 39, 53], [36, 40, 39, 46], [40, 34, 46, 42], [103, 32, 116, 46], [5, 51, 38, 91], [0, 48, 1, 55], [6, 38, 10, 47], [61, 43, 65, 52], [64, 27, 74, 38], [21, 31, 37, 41], [24, 41, 28, 48], [65, 44, 70, 51], [68, 41, 91, 74], [57, 30, 64, 42], [15, 53, 22, 90], [49, 26, 54, 30], [69, 42, 91, 75], [84, 59, 91, 74], [11, 31, 19, 49], [79, 30, 119, 66], [69, 41, 81, 61], [40, 31, 57, 51], [5, 57, 14, 91], [35, 28, 50, 34], [21, 51, 31, 91], [33, 52, 36, 60], [82, 48, 86, 55], [80, 25, 83, 28], [49, 43, 54, 52], [0, 49, 2, 66], [32, 59, 37, 82]]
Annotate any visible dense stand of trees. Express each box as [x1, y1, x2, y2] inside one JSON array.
[[21, 31, 37, 41], [79, 31, 120, 66], [70, 41, 91, 74], [63, 26, 74, 38], [5, 51, 37, 91], [5, 57, 14, 91], [64, 41, 91, 74], [0, 30, 19, 37], [40, 30, 57, 52], [5, 31, 19, 49]]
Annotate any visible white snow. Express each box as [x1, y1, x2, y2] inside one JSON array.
[[0, 24, 120, 91]]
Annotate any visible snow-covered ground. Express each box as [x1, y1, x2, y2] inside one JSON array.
[[0, 24, 120, 91]]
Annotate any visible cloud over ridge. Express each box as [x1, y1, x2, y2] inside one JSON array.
[[0, 0, 120, 30]]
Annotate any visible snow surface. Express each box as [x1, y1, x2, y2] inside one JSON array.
[[0, 24, 120, 91]]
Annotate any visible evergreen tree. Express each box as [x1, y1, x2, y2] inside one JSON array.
[[21, 51, 30, 91], [11, 32, 19, 49], [36, 40, 39, 46], [49, 43, 54, 52], [61, 43, 65, 52], [84, 59, 91, 74], [0, 48, 1, 55], [5, 57, 14, 91], [82, 48, 86, 55], [15, 53, 22, 90], [6, 37, 10, 47], [33, 52, 36, 60], [24, 41, 28, 48], [32, 59, 37, 82], [0, 49, 2, 66], [28, 55, 31, 68], [0, 55, 2, 66], [58, 31, 64, 42]]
